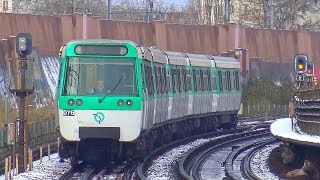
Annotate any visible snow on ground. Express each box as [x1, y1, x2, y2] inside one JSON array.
[[238, 119, 275, 126], [147, 134, 229, 180], [251, 142, 280, 180], [271, 118, 320, 144], [0, 153, 70, 180], [41, 56, 59, 97]]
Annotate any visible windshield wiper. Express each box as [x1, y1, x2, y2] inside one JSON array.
[[98, 74, 125, 103]]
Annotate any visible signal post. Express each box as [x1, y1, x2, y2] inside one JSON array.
[[294, 54, 308, 90], [294, 54, 316, 90], [9, 33, 33, 173], [305, 63, 315, 89]]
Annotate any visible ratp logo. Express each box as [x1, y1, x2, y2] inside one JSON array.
[[93, 112, 105, 124]]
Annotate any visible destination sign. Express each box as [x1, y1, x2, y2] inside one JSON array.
[[74, 45, 128, 56]]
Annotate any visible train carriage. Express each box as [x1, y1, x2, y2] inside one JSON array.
[[56, 39, 242, 166]]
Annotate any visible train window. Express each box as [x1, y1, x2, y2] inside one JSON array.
[[186, 69, 192, 92], [144, 62, 150, 96], [181, 68, 186, 93], [171, 68, 175, 93], [219, 70, 223, 91], [154, 65, 158, 95], [193, 69, 197, 91], [232, 71, 236, 91], [172, 67, 178, 94], [156, 65, 161, 95], [166, 67, 170, 94], [145, 62, 154, 97], [199, 70, 203, 91], [160, 67, 165, 95], [202, 70, 208, 91], [230, 71, 234, 91], [158, 66, 162, 95], [183, 69, 188, 92], [196, 69, 199, 92], [207, 70, 211, 91], [211, 70, 217, 91], [221, 71, 227, 91], [141, 64, 146, 96], [226, 71, 231, 91], [64, 57, 137, 96], [235, 71, 240, 90], [177, 68, 181, 93], [180, 68, 183, 93]]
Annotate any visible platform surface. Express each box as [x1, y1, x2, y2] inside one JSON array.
[[270, 118, 320, 147]]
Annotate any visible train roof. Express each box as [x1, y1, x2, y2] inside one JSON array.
[[66, 39, 139, 47], [164, 51, 188, 66], [210, 56, 240, 69], [186, 53, 215, 68], [64, 39, 239, 69]]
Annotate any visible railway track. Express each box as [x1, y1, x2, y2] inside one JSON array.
[[59, 117, 279, 180], [178, 128, 271, 179], [225, 137, 277, 179], [59, 159, 140, 180], [136, 125, 262, 179], [59, 161, 87, 180]]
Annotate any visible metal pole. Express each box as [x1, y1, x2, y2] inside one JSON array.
[[149, 0, 154, 22], [83, 14, 87, 39], [224, 0, 230, 23], [108, 0, 112, 20], [18, 96, 25, 173], [146, 1, 149, 22], [73, 0, 76, 14], [24, 93, 29, 172], [4, 97, 8, 125], [269, 0, 274, 29], [18, 58, 27, 173], [13, 124, 16, 175]]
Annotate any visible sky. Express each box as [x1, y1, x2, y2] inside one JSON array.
[[163, 0, 187, 7]]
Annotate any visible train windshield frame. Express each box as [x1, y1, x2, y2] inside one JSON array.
[[62, 57, 138, 96]]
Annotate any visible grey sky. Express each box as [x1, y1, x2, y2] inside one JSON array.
[[163, 0, 187, 7]]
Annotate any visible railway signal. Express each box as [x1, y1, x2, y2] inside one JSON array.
[[294, 54, 308, 89], [294, 54, 308, 74], [16, 33, 32, 58], [305, 63, 315, 89], [305, 63, 314, 77]]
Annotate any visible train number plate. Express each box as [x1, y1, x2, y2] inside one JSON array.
[[63, 110, 75, 116]]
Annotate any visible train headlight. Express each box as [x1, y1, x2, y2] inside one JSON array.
[[68, 99, 75, 106], [117, 99, 124, 106], [126, 100, 133, 106], [76, 99, 83, 106]]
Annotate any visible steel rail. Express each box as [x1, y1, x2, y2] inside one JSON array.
[[241, 139, 278, 180], [80, 166, 97, 180], [136, 126, 252, 179], [225, 137, 276, 179], [178, 129, 270, 180], [59, 161, 86, 180]]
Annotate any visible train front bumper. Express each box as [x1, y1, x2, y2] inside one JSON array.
[[59, 110, 142, 142]]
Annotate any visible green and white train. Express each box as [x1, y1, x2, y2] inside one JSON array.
[[56, 39, 242, 165]]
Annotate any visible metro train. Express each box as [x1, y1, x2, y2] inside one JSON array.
[[55, 39, 242, 166]]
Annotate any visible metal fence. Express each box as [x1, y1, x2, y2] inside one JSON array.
[[241, 103, 288, 117], [0, 120, 57, 161]]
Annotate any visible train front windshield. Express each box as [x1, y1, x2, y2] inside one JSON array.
[[63, 57, 137, 96]]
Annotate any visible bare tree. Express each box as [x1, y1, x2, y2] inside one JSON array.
[[236, 0, 320, 30], [13, 0, 109, 17]]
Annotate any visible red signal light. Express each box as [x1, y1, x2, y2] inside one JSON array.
[[307, 68, 313, 74]]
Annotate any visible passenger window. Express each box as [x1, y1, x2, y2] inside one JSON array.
[[219, 71, 223, 91], [211, 70, 217, 91], [187, 69, 192, 92]]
